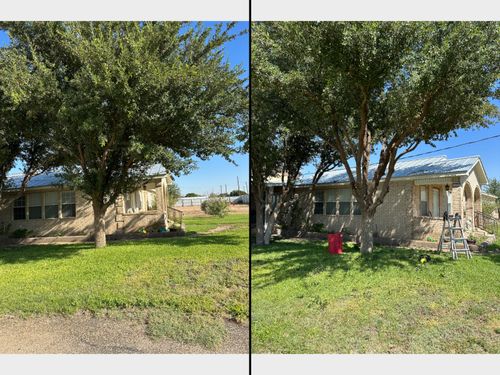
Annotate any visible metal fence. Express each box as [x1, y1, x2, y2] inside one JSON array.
[[175, 195, 249, 207]]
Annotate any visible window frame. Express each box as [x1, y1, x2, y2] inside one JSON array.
[[419, 186, 429, 217], [13, 196, 26, 221], [44, 191, 60, 219], [61, 191, 76, 218], [337, 188, 352, 216], [28, 192, 43, 220], [313, 190, 324, 215]]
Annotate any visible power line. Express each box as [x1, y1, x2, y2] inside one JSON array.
[[400, 133, 500, 160]]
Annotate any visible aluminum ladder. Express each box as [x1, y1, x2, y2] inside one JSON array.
[[437, 212, 472, 260]]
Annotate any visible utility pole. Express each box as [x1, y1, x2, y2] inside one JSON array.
[[237, 176, 240, 193], [225, 184, 227, 195]]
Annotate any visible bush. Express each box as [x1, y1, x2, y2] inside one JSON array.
[[201, 197, 230, 217], [310, 223, 324, 233], [229, 190, 247, 197], [9, 228, 32, 238]]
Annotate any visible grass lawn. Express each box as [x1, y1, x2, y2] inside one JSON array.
[[252, 239, 500, 353], [0, 213, 248, 349], [183, 213, 248, 234]]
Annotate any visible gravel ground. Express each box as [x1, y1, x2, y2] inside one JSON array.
[[0, 312, 249, 354]]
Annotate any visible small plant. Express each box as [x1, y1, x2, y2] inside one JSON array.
[[201, 196, 230, 217], [9, 228, 32, 238], [310, 223, 324, 233], [0, 222, 11, 235], [426, 236, 437, 242]]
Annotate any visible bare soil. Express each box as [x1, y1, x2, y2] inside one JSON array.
[[0, 312, 248, 354]]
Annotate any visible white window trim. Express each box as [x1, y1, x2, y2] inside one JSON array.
[[12, 190, 77, 221]]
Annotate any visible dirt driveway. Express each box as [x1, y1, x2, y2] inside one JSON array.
[[0, 312, 248, 354]]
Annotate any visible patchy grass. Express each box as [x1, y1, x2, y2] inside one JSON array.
[[184, 213, 248, 234], [147, 308, 227, 349], [252, 239, 500, 353], [0, 213, 248, 349]]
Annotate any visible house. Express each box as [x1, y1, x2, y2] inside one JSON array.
[[267, 155, 496, 242], [0, 165, 178, 239]]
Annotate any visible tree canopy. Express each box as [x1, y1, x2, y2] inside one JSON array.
[[0, 44, 61, 207], [251, 23, 342, 245], [0, 21, 248, 247], [254, 21, 499, 252]]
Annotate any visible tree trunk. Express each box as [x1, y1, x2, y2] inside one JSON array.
[[360, 211, 374, 254], [92, 201, 107, 248], [255, 198, 265, 246], [263, 210, 278, 245]]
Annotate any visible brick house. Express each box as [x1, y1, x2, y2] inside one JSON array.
[[0, 165, 176, 239], [267, 156, 493, 242]]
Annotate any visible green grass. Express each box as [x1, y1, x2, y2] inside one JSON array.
[[0, 213, 248, 349], [252, 239, 500, 353], [183, 213, 248, 233]]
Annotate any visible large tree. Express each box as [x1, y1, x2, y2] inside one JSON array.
[[255, 22, 499, 253], [251, 23, 341, 245], [1, 22, 247, 247], [0, 46, 60, 208]]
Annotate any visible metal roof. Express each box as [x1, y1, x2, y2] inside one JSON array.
[[290, 155, 485, 186], [5, 164, 167, 190]]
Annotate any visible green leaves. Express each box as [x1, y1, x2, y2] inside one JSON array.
[[1, 21, 247, 210]]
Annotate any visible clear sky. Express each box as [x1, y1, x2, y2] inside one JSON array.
[[0, 22, 249, 196]]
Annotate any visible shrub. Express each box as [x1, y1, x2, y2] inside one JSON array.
[[310, 223, 324, 233], [9, 228, 32, 238], [201, 197, 230, 217]]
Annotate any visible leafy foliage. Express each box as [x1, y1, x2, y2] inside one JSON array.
[[229, 190, 246, 196], [0, 45, 61, 207], [0, 21, 248, 247], [201, 196, 230, 217], [168, 182, 181, 207], [251, 23, 342, 245], [486, 178, 500, 201], [254, 22, 499, 252]]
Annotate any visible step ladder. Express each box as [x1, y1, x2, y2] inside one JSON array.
[[437, 212, 472, 260]]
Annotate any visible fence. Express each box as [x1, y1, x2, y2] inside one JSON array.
[[175, 195, 249, 207]]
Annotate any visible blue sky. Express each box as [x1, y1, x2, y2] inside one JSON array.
[[0, 22, 249, 196]]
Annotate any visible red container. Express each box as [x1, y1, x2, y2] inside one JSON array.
[[327, 233, 343, 255]]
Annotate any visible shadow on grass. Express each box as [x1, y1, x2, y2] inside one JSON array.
[[252, 239, 455, 288], [0, 232, 244, 265], [478, 251, 500, 265], [0, 243, 91, 264]]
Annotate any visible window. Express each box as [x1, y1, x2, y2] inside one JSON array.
[[313, 191, 324, 215], [125, 191, 144, 213], [432, 188, 440, 217], [420, 187, 429, 216], [62, 191, 76, 218], [45, 191, 59, 219], [325, 191, 337, 215], [338, 188, 352, 215], [28, 193, 42, 219], [353, 196, 361, 215], [146, 190, 157, 211], [13, 196, 26, 220]]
